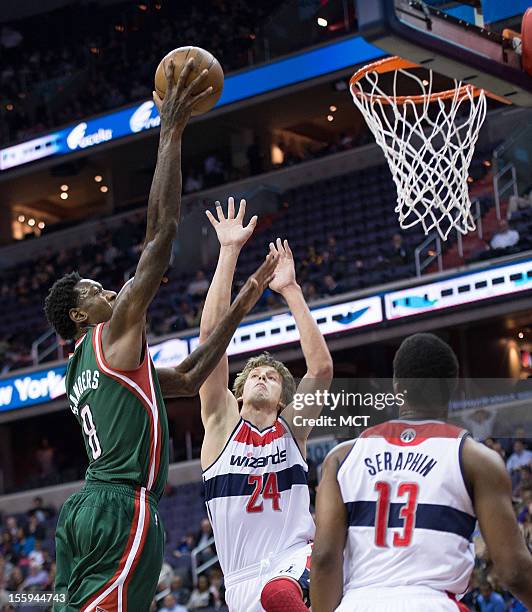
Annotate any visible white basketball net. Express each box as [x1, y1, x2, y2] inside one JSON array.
[[350, 66, 487, 240]]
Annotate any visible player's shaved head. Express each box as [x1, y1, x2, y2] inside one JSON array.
[[393, 333, 459, 413], [44, 271, 82, 340]]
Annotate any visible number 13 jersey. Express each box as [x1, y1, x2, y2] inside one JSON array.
[[65, 323, 169, 502], [338, 420, 476, 596], [203, 417, 315, 575]]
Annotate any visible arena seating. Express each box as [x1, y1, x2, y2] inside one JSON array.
[[0, 162, 426, 373], [0, 0, 292, 145], [2, 156, 530, 373]]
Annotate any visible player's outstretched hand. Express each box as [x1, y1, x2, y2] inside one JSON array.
[[235, 252, 279, 313], [153, 57, 213, 135], [206, 197, 258, 250], [268, 238, 297, 294]]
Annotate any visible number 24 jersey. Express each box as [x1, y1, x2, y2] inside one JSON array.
[[203, 417, 315, 575]]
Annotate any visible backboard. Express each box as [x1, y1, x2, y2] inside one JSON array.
[[355, 0, 532, 106]]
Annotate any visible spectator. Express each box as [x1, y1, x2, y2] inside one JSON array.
[[14, 527, 34, 558], [490, 219, 520, 251], [322, 274, 344, 296], [35, 438, 56, 480], [208, 567, 225, 607], [26, 516, 46, 541], [170, 575, 190, 606], [461, 408, 497, 442], [6, 566, 23, 592], [508, 188, 532, 219], [204, 154, 225, 187], [476, 581, 506, 612], [26, 497, 54, 523], [507, 439, 532, 473], [386, 233, 411, 265], [20, 562, 48, 592], [186, 574, 215, 609], [43, 562, 56, 591], [173, 533, 195, 558], [158, 560, 174, 592], [187, 270, 210, 299], [28, 540, 44, 568], [516, 464, 532, 492], [339, 132, 354, 150], [159, 594, 187, 612], [3, 518, 18, 539], [302, 281, 318, 302], [195, 518, 216, 565], [184, 171, 204, 194], [0, 26, 23, 50]]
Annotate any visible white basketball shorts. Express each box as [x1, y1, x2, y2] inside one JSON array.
[[224, 542, 312, 612]]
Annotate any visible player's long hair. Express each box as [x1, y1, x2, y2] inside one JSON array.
[[233, 352, 296, 411]]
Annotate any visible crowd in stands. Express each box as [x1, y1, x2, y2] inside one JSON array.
[[0, 0, 285, 146], [1, 429, 531, 611], [2, 147, 531, 374], [0, 159, 421, 374]]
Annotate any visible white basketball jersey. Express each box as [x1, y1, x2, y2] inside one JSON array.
[[338, 420, 476, 595], [203, 417, 315, 576]]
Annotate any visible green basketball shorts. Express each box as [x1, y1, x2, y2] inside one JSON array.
[[54, 482, 164, 611]]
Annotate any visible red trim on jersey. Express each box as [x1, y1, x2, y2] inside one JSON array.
[[75, 333, 87, 349], [81, 490, 146, 612], [95, 323, 152, 399], [92, 323, 161, 491], [121, 492, 151, 609], [305, 544, 313, 570], [447, 592, 468, 611], [234, 420, 286, 447], [360, 421, 464, 446], [146, 356, 162, 492]]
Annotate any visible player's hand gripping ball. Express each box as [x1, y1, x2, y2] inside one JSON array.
[[154, 46, 224, 116]]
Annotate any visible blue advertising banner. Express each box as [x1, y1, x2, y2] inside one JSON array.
[[0, 365, 67, 413], [1, 256, 530, 414], [0, 36, 385, 171]]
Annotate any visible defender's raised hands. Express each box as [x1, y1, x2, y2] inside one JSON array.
[[268, 238, 297, 295], [206, 197, 258, 250]]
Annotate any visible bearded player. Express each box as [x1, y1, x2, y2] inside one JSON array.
[[199, 199, 333, 612], [44, 60, 278, 611], [311, 333, 532, 612]]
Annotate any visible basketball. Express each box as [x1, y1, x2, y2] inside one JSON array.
[[154, 46, 224, 116]]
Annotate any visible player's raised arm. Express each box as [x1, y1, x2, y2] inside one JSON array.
[[269, 239, 333, 445], [104, 59, 212, 367], [144, 60, 211, 245], [157, 252, 278, 397], [311, 444, 351, 612], [198, 198, 257, 424], [462, 437, 532, 607]]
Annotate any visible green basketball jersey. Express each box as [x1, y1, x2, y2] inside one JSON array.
[[65, 323, 169, 501]]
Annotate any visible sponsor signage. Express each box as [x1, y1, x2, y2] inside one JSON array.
[[1, 36, 384, 171], [384, 259, 532, 320], [0, 366, 67, 413], [0, 101, 161, 170], [1, 257, 531, 413], [148, 338, 189, 368]]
